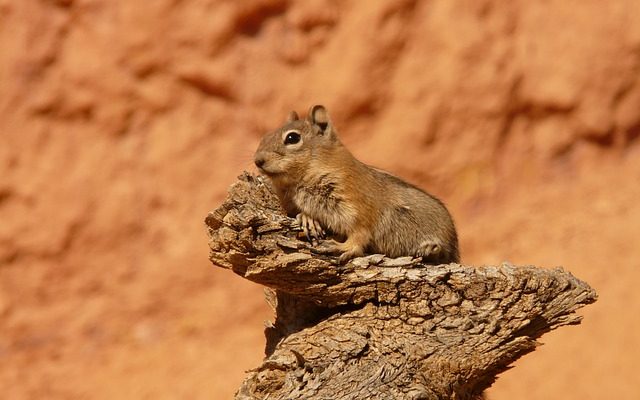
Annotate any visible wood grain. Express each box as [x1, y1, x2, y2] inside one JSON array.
[[206, 173, 597, 400]]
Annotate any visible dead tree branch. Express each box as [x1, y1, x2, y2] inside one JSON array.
[[206, 172, 597, 400]]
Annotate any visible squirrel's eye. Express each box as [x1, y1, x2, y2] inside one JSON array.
[[284, 131, 301, 145]]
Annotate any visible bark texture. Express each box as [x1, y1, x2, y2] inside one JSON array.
[[206, 173, 597, 400]]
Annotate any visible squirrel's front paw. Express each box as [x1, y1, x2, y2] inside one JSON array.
[[296, 213, 325, 244]]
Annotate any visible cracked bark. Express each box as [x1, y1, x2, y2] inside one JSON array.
[[205, 172, 597, 400]]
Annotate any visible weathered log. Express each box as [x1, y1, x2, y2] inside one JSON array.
[[206, 172, 597, 400]]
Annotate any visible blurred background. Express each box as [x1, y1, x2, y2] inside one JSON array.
[[1, 0, 639, 398]]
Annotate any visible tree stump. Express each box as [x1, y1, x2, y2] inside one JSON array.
[[205, 173, 597, 400]]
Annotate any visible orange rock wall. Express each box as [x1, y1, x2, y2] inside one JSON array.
[[1, 0, 639, 398]]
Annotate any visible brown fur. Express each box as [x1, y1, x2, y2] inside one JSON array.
[[254, 105, 459, 264]]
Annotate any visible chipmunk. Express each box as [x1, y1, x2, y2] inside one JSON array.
[[254, 105, 459, 264]]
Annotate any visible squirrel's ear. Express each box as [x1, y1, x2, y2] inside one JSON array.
[[308, 105, 332, 134], [287, 111, 300, 123]]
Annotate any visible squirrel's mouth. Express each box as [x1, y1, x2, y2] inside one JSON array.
[[256, 166, 282, 177], [256, 161, 286, 176]]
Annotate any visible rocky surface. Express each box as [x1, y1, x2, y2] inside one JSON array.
[[1, 0, 639, 399]]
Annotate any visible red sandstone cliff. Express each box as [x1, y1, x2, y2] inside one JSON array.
[[1, 0, 639, 398]]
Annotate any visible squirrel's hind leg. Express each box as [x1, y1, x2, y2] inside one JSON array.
[[310, 230, 369, 264], [336, 230, 369, 264], [337, 246, 364, 264]]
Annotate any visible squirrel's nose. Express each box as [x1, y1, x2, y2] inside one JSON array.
[[254, 156, 266, 169]]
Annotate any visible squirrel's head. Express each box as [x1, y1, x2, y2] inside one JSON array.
[[254, 105, 338, 182]]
